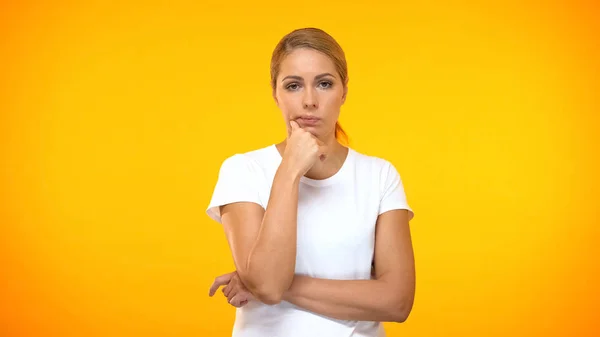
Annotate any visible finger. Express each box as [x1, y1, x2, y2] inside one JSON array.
[[289, 120, 300, 132], [223, 284, 234, 298], [209, 272, 234, 296], [313, 136, 325, 146], [209, 272, 235, 297], [227, 288, 238, 303], [239, 291, 253, 302], [313, 136, 328, 149], [229, 293, 245, 308]]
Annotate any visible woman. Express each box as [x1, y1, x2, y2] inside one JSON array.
[[206, 27, 416, 337]]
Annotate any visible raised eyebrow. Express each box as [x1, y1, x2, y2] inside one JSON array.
[[281, 73, 336, 82]]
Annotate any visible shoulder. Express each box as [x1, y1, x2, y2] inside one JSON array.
[[351, 149, 414, 220], [217, 144, 276, 177], [239, 144, 277, 167], [350, 147, 397, 173], [349, 148, 406, 194]]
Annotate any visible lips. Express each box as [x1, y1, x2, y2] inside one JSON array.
[[298, 116, 321, 126]]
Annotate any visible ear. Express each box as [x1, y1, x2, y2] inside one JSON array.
[[272, 88, 279, 106], [341, 86, 348, 105]]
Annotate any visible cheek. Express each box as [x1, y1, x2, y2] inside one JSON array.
[[278, 96, 300, 114], [322, 95, 343, 113]]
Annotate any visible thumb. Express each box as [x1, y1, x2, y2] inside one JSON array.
[[289, 120, 300, 132]]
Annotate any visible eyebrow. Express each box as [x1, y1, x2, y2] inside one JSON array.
[[281, 73, 336, 82]]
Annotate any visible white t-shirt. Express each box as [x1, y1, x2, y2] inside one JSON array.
[[206, 144, 414, 337]]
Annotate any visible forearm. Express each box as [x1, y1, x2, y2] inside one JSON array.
[[244, 162, 301, 302], [282, 275, 411, 322]]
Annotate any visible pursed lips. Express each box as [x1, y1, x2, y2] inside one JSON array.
[[298, 116, 321, 125], [298, 115, 320, 121]]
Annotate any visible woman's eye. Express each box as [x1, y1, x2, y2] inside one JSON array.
[[286, 81, 331, 91], [319, 81, 332, 89], [286, 83, 300, 91]]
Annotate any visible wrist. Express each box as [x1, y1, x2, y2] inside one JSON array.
[[278, 160, 303, 183]]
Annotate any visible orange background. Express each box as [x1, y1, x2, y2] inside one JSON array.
[[1, 1, 599, 336]]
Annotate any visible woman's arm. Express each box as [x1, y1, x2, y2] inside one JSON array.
[[221, 162, 301, 304], [220, 122, 325, 305], [282, 209, 416, 322]]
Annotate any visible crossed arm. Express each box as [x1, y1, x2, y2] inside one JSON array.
[[210, 207, 415, 323]]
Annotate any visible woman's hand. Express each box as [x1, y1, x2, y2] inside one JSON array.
[[283, 120, 328, 177], [209, 271, 255, 308]]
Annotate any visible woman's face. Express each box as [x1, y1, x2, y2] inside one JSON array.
[[273, 48, 347, 141]]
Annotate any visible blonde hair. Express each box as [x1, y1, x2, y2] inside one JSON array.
[[270, 27, 349, 145]]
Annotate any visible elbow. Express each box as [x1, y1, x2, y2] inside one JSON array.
[[241, 261, 293, 305], [253, 288, 284, 305], [391, 310, 410, 323], [246, 280, 285, 305], [239, 273, 286, 305], [389, 295, 414, 323]]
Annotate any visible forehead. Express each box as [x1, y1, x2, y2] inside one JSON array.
[[279, 48, 337, 77]]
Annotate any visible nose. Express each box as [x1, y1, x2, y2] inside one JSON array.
[[302, 87, 318, 110]]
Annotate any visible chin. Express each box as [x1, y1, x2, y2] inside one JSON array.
[[306, 128, 320, 137]]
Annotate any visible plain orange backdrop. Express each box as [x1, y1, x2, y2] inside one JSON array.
[[1, 1, 599, 336]]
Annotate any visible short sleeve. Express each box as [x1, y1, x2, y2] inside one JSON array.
[[379, 160, 415, 221], [206, 154, 264, 224]]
